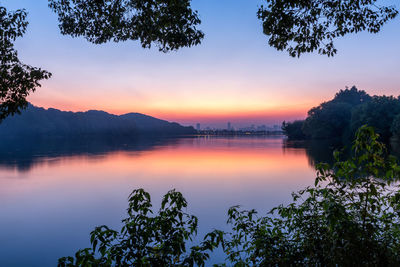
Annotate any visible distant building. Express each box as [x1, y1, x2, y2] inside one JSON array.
[[257, 125, 267, 131], [227, 122, 231, 130], [196, 123, 201, 131]]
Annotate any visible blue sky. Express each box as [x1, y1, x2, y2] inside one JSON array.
[[3, 0, 400, 127]]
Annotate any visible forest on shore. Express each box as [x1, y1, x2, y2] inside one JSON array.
[[282, 87, 400, 142]]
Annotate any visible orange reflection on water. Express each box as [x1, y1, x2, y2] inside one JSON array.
[[90, 146, 310, 179], [0, 137, 315, 198], [0, 137, 318, 267], [3, 138, 310, 178]]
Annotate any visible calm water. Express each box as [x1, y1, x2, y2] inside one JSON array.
[[0, 136, 331, 266]]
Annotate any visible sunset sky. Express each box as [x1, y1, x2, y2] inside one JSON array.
[[4, 0, 400, 128]]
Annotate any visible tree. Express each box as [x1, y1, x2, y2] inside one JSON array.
[[303, 101, 353, 139], [282, 120, 306, 140], [391, 113, 400, 140], [302, 86, 370, 140], [282, 88, 400, 142], [0, 7, 51, 122], [351, 96, 400, 141], [258, 0, 398, 57], [331, 86, 371, 106], [48, 0, 204, 52], [48, 0, 399, 56]]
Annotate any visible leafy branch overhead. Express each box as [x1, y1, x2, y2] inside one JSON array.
[[48, 0, 399, 56], [48, 0, 205, 52], [0, 7, 51, 121], [258, 0, 399, 57]]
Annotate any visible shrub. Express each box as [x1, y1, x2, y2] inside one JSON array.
[[212, 126, 400, 266], [58, 189, 217, 266]]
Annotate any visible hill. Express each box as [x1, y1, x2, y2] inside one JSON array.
[[0, 104, 195, 137]]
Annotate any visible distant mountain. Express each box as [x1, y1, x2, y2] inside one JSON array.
[[0, 104, 195, 137]]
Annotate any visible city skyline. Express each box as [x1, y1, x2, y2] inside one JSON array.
[[193, 121, 282, 131]]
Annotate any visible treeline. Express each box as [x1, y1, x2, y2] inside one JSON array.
[[283, 86, 400, 141]]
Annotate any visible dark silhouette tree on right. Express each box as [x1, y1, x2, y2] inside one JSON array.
[[351, 95, 400, 141], [302, 86, 372, 139]]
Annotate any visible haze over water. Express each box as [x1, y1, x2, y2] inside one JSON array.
[[0, 136, 318, 266]]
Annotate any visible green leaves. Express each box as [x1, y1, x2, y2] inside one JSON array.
[[58, 189, 216, 267], [0, 6, 51, 122], [211, 126, 400, 265], [258, 0, 398, 57], [48, 0, 204, 52], [48, 0, 399, 57]]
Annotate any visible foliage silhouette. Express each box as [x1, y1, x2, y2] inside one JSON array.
[[284, 87, 400, 142], [258, 0, 398, 57], [351, 95, 400, 141], [0, 7, 51, 122], [48, 0, 204, 52], [302, 86, 371, 140], [392, 114, 400, 140], [282, 120, 306, 140], [58, 189, 219, 266], [48, 0, 400, 57]]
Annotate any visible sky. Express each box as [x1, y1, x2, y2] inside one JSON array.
[[3, 0, 400, 128]]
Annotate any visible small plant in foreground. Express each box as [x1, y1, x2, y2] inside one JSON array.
[[58, 189, 217, 266]]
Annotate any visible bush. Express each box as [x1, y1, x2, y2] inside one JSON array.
[[212, 126, 400, 266], [58, 189, 217, 266]]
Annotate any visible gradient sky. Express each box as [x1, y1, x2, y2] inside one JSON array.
[[3, 0, 400, 128]]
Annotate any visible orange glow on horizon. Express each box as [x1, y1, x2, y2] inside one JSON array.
[[27, 81, 321, 124], [27, 98, 311, 124]]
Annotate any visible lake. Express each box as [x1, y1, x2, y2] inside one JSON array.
[[0, 135, 333, 266]]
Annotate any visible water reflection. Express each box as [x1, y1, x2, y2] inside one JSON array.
[[1, 135, 341, 172], [0, 135, 183, 172], [282, 138, 343, 167], [0, 136, 322, 266]]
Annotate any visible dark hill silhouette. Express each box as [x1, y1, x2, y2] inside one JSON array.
[[120, 113, 185, 132], [0, 104, 195, 137]]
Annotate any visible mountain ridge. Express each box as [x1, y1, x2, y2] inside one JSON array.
[[0, 104, 195, 137]]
